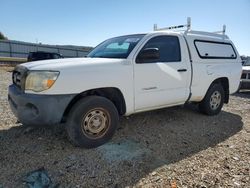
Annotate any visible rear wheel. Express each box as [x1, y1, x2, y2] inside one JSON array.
[[66, 96, 119, 148], [199, 83, 225, 116]]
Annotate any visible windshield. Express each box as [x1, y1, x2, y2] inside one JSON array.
[[87, 34, 145, 59], [244, 59, 250, 66]]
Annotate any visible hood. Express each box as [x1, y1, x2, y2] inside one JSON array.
[[242, 65, 250, 71], [20, 57, 126, 70]]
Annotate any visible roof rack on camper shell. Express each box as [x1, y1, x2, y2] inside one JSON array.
[[153, 17, 227, 36]]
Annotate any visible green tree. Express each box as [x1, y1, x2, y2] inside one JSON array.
[[0, 32, 8, 40]]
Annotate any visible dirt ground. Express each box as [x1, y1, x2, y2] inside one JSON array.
[[0, 66, 249, 188]]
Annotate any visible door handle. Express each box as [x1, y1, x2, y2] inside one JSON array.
[[177, 69, 187, 72]]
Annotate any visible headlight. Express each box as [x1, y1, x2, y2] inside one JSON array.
[[25, 71, 60, 92]]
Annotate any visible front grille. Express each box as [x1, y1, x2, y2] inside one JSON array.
[[12, 70, 22, 88], [241, 73, 247, 79], [12, 66, 28, 91]]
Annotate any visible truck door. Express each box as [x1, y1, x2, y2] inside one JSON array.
[[134, 35, 190, 111]]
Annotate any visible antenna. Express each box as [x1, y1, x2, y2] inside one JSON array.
[[153, 17, 191, 31]]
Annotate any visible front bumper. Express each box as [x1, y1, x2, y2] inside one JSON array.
[[240, 80, 250, 89], [8, 84, 75, 126], [240, 70, 250, 89]]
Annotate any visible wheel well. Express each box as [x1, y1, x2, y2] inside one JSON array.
[[61, 87, 126, 123], [211, 77, 229, 103]]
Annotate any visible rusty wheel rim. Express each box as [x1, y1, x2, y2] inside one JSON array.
[[81, 108, 110, 139]]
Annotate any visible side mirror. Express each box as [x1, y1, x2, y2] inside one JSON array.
[[136, 48, 160, 63]]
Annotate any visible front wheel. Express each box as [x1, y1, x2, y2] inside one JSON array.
[[66, 96, 119, 148], [199, 84, 225, 116]]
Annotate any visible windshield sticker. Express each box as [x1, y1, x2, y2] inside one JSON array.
[[125, 38, 141, 43]]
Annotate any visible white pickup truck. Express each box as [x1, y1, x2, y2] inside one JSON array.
[[8, 20, 242, 148]]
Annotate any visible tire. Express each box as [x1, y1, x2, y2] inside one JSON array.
[[236, 82, 241, 93], [66, 96, 119, 148], [199, 83, 225, 116]]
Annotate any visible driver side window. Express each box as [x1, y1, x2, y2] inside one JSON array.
[[136, 35, 181, 63]]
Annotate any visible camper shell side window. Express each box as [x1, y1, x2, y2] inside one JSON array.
[[194, 40, 237, 59]]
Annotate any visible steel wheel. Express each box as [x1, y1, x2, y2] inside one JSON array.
[[209, 91, 221, 110], [66, 96, 119, 148], [81, 108, 111, 139], [199, 83, 225, 116]]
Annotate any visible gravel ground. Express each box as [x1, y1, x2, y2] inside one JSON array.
[[0, 66, 249, 188]]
